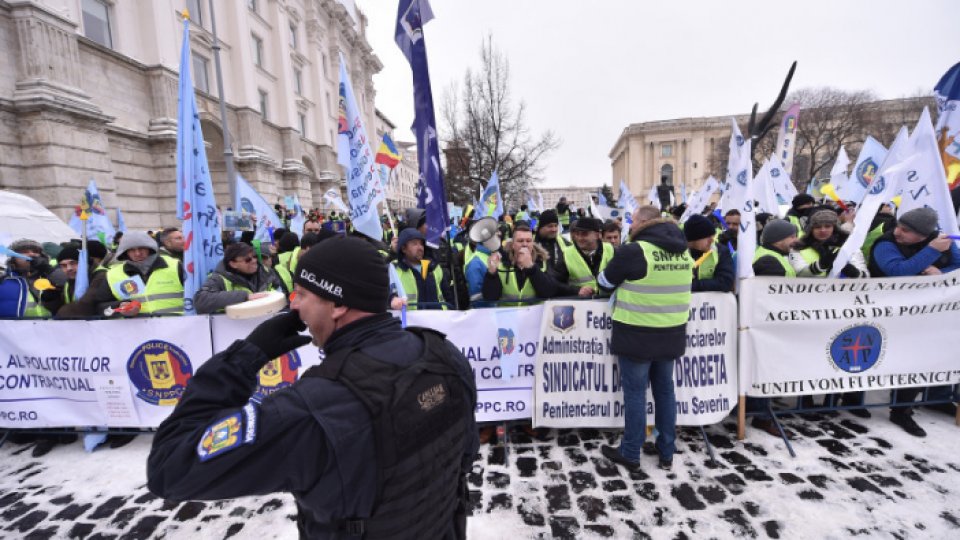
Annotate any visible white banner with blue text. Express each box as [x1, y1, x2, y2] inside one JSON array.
[[0, 317, 213, 428], [406, 307, 542, 422], [739, 275, 960, 397], [534, 294, 738, 428]]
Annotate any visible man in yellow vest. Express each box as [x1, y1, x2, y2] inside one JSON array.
[[684, 214, 734, 292], [389, 228, 450, 310], [534, 209, 568, 275], [72, 231, 185, 317], [556, 197, 572, 233], [554, 217, 613, 298], [597, 205, 693, 471], [480, 223, 556, 306]]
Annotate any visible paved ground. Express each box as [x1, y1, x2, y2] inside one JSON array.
[[2, 407, 960, 539]]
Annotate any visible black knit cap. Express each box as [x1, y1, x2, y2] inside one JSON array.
[[683, 214, 716, 241], [57, 246, 80, 262], [538, 209, 559, 227], [294, 236, 389, 313], [571, 217, 603, 232]]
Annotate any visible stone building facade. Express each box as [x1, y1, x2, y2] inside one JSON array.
[[536, 186, 598, 213], [0, 0, 381, 230]]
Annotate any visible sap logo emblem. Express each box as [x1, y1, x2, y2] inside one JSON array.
[[736, 170, 747, 186], [551, 305, 576, 333], [735, 135, 745, 147], [771, 167, 781, 178], [828, 324, 885, 373], [856, 158, 879, 188]]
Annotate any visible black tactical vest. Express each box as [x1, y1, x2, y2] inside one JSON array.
[[303, 327, 474, 539]]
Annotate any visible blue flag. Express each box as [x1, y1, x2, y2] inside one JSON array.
[[176, 19, 223, 314], [115, 208, 127, 233], [336, 54, 384, 242], [597, 189, 608, 207], [74, 247, 90, 300], [396, 0, 448, 248], [290, 194, 306, 239], [479, 171, 503, 220]]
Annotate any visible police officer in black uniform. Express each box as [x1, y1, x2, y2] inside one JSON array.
[[147, 236, 478, 539]]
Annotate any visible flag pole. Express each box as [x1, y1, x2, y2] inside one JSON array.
[[205, 0, 238, 209]]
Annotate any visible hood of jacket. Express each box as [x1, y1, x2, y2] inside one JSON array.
[[630, 219, 688, 254]]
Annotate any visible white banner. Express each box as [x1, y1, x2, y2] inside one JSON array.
[[0, 317, 213, 428], [534, 295, 738, 428], [406, 307, 542, 422], [739, 275, 960, 397]]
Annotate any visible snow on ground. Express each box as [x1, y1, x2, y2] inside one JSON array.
[[2, 407, 960, 539]]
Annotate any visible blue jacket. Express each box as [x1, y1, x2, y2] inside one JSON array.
[[870, 237, 960, 277], [464, 245, 492, 298], [0, 271, 28, 318]]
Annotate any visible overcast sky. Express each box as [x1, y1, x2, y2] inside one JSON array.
[[359, 0, 957, 189]]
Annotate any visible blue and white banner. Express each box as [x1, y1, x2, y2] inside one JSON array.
[[724, 118, 756, 279], [289, 194, 306, 239], [337, 54, 383, 242], [236, 175, 282, 243], [739, 275, 960, 397], [479, 171, 504, 220], [0, 317, 213, 428], [534, 295, 738, 428], [68, 179, 116, 244]]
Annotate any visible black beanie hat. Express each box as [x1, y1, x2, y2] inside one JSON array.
[[87, 240, 108, 260], [683, 214, 716, 241], [294, 236, 389, 313], [538, 209, 559, 227], [278, 232, 300, 253], [792, 194, 815, 208], [57, 246, 80, 262]]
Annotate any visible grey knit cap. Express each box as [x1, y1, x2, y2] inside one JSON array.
[[760, 219, 797, 245], [898, 207, 939, 237]]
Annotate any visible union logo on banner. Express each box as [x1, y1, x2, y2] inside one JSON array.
[[127, 340, 193, 406], [550, 305, 576, 333], [826, 324, 886, 373], [497, 328, 516, 355], [253, 351, 302, 401], [856, 158, 879, 188]]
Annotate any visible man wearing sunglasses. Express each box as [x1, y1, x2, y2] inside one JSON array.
[[194, 242, 289, 315]]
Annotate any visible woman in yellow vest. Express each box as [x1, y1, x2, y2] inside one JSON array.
[[480, 223, 556, 307], [194, 242, 289, 314]]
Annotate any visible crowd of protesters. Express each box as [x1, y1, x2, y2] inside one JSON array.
[[1, 191, 958, 459]]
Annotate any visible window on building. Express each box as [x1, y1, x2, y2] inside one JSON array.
[[289, 23, 298, 50], [252, 34, 264, 68], [258, 89, 268, 120], [294, 68, 303, 95], [187, 0, 203, 26], [192, 53, 210, 93], [298, 113, 307, 137], [661, 143, 673, 157], [81, 0, 113, 48], [247, 0, 257, 13]]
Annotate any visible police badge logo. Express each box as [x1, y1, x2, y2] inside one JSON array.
[[856, 158, 879, 188], [127, 340, 193, 406], [868, 175, 886, 195], [826, 324, 886, 373], [253, 351, 302, 401], [551, 305, 576, 333], [114, 276, 146, 300]]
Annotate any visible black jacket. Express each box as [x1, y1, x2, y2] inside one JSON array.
[[599, 219, 691, 359], [147, 313, 479, 539], [194, 260, 288, 314]]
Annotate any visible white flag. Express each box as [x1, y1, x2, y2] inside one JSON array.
[[895, 108, 960, 236], [830, 127, 916, 278], [724, 118, 756, 279], [323, 188, 350, 214], [618, 180, 639, 242], [236, 176, 282, 243], [337, 54, 383, 241], [767, 154, 798, 209], [834, 136, 887, 205], [646, 185, 659, 209], [828, 146, 851, 195], [753, 158, 781, 216], [680, 176, 719, 223]]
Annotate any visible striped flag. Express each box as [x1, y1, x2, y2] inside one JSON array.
[[375, 134, 402, 169]]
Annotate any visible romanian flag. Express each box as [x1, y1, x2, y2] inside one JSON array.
[[375, 134, 402, 169]]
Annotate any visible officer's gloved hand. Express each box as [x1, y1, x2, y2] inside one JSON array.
[[245, 310, 312, 361]]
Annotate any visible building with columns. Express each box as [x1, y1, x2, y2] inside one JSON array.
[[0, 0, 381, 230]]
